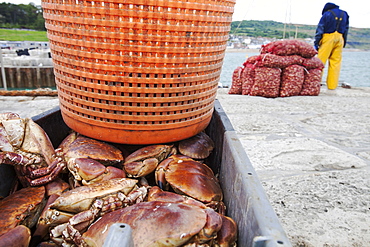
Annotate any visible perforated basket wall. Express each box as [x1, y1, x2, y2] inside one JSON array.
[[42, 0, 236, 144]]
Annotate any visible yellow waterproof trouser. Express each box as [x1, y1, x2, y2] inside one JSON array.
[[317, 31, 344, 90]]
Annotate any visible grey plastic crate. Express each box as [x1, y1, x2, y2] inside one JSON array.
[[207, 101, 291, 247], [0, 100, 291, 247]]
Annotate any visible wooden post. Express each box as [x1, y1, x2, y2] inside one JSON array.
[[1, 66, 56, 89], [36, 67, 41, 88]]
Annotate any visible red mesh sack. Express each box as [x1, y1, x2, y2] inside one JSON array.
[[300, 68, 322, 96], [242, 55, 259, 67], [302, 57, 325, 69], [260, 42, 275, 54], [261, 40, 317, 58], [249, 67, 281, 98], [228, 66, 243, 94], [241, 64, 255, 95], [280, 65, 305, 97], [257, 54, 303, 68]]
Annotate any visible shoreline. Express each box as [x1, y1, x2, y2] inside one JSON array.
[[225, 48, 369, 53]]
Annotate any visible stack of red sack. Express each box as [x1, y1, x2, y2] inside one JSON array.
[[229, 39, 324, 97]]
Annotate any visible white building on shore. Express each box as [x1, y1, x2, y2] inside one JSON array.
[[0, 41, 49, 50], [0, 41, 52, 67]]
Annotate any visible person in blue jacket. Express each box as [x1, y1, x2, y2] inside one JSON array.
[[314, 2, 349, 90]]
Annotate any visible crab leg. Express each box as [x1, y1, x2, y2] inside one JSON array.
[[28, 162, 66, 187], [1, 115, 67, 187], [55, 183, 149, 245], [28, 157, 65, 179], [155, 158, 172, 190], [0, 152, 32, 165]]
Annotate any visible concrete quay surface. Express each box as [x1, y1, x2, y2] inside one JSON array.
[[0, 86, 369, 246], [217, 87, 370, 247]]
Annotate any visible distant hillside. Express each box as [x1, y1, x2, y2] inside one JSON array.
[[230, 20, 370, 49]]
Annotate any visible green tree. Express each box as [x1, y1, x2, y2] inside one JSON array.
[[0, 2, 45, 30]]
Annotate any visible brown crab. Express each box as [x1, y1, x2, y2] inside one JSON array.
[[123, 144, 176, 178], [32, 178, 71, 244], [0, 186, 46, 238], [155, 154, 225, 214], [57, 132, 125, 188], [0, 225, 31, 247], [178, 131, 215, 159], [82, 200, 222, 247], [147, 186, 237, 246], [0, 112, 65, 187], [215, 215, 238, 247], [39, 178, 148, 245]]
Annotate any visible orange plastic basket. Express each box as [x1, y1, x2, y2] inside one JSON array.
[[41, 0, 236, 144]]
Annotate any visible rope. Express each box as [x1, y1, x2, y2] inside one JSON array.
[[0, 88, 58, 96]]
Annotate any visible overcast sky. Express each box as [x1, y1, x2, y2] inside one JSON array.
[[8, 0, 370, 29], [232, 0, 370, 29]]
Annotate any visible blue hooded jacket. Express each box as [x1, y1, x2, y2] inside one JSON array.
[[314, 2, 349, 49]]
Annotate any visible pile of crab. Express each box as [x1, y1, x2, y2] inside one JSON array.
[[0, 112, 237, 247]]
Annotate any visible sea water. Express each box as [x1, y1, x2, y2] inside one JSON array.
[[220, 51, 370, 88]]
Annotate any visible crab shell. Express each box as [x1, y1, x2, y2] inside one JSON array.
[[0, 186, 46, 236], [123, 144, 175, 177], [0, 225, 31, 247], [49, 178, 138, 214], [0, 112, 25, 151], [178, 131, 214, 159], [147, 186, 224, 244], [0, 112, 20, 121], [82, 201, 211, 247], [58, 133, 123, 167], [147, 187, 237, 246], [155, 154, 223, 204], [1, 115, 21, 147]]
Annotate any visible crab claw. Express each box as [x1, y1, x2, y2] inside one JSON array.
[[22, 118, 57, 166], [1, 113, 66, 187], [216, 215, 238, 247], [123, 144, 175, 178], [67, 158, 126, 186]]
